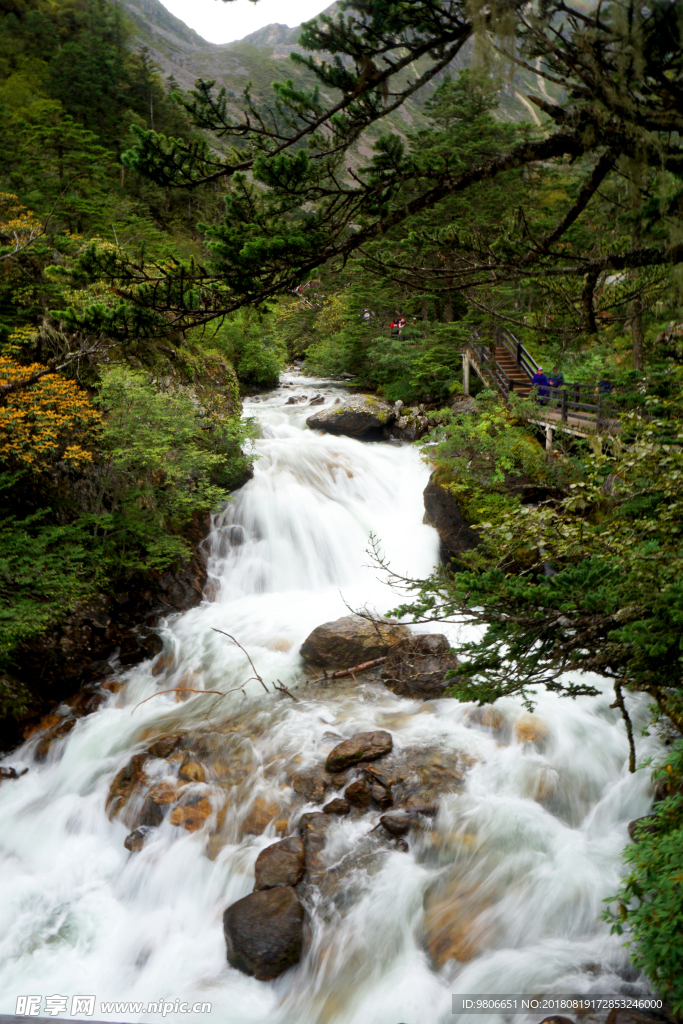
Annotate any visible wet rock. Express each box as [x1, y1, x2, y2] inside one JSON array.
[[291, 765, 331, 803], [0, 765, 28, 781], [514, 714, 549, 746], [124, 826, 154, 853], [309, 394, 325, 406], [299, 812, 333, 876], [169, 795, 213, 832], [423, 474, 480, 561], [147, 734, 183, 759], [465, 705, 506, 734], [323, 798, 350, 815], [325, 730, 393, 772], [149, 780, 183, 805], [423, 879, 492, 966], [119, 631, 163, 666], [381, 634, 459, 700], [178, 759, 206, 784], [223, 886, 305, 981], [306, 394, 395, 439], [368, 782, 393, 809], [106, 753, 147, 819], [387, 746, 468, 810], [242, 795, 286, 836], [391, 408, 430, 442], [134, 795, 164, 829], [344, 779, 372, 808], [380, 814, 411, 837], [405, 795, 439, 815], [654, 775, 683, 803], [300, 614, 410, 668], [33, 716, 78, 762], [254, 837, 306, 890], [628, 815, 658, 842]]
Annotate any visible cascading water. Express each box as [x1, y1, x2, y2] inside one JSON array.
[[0, 372, 659, 1024]]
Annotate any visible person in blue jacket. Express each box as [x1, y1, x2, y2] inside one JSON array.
[[531, 366, 550, 402]]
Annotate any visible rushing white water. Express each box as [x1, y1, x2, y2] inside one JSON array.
[[0, 372, 659, 1024]]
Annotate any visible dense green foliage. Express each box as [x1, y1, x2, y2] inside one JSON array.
[[605, 745, 683, 1015], [0, 0, 273, 715]]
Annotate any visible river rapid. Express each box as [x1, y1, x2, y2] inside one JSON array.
[[0, 372, 659, 1024]]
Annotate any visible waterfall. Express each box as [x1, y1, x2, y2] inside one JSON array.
[[0, 372, 657, 1024]]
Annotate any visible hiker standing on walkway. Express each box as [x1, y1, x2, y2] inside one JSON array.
[[532, 366, 550, 403]]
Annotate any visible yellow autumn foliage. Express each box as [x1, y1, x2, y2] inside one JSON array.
[[0, 356, 101, 468]]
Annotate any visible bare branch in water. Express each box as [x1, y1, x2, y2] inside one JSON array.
[[212, 627, 271, 693], [131, 685, 244, 714], [274, 680, 299, 701]]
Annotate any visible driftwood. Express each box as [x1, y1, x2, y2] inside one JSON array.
[[307, 655, 388, 681]]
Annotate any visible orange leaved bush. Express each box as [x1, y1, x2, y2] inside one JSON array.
[[0, 356, 101, 468]]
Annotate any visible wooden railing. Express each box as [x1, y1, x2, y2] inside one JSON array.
[[467, 330, 618, 435]]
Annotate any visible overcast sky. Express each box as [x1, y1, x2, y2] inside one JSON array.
[[158, 0, 329, 44]]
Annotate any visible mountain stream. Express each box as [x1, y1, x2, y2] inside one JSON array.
[[0, 372, 659, 1024]]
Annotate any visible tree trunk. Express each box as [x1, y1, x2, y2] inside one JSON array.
[[631, 292, 644, 370], [421, 297, 429, 321]]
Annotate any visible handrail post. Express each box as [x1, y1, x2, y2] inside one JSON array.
[[561, 389, 567, 423], [596, 394, 602, 431], [462, 351, 470, 396], [516, 341, 522, 367]]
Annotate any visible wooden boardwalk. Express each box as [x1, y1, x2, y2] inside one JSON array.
[[463, 330, 618, 448]]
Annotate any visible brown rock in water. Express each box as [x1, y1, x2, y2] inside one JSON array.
[[106, 753, 147, 819], [124, 826, 154, 853], [291, 765, 331, 803], [514, 714, 549, 746], [465, 705, 506, 734], [147, 734, 182, 759], [423, 879, 492, 966], [306, 394, 395, 439], [368, 782, 393, 809], [242, 795, 284, 836], [423, 474, 480, 561], [381, 634, 459, 700], [149, 780, 183, 805], [300, 614, 410, 668], [323, 798, 350, 815], [380, 814, 411, 837], [223, 886, 305, 980], [169, 796, 212, 832], [254, 838, 306, 890], [405, 795, 439, 816], [344, 779, 372, 808], [299, 812, 333, 877], [326, 731, 393, 772], [178, 759, 206, 783]]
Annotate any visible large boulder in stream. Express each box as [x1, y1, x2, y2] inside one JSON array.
[[300, 614, 410, 668], [223, 886, 305, 980], [423, 474, 480, 560], [325, 730, 393, 772], [254, 838, 306, 890], [306, 394, 395, 439], [381, 634, 459, 700]]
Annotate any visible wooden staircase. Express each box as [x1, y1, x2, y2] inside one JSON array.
[[463, 329, 619, 446], [494, 345, 533, 398]]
